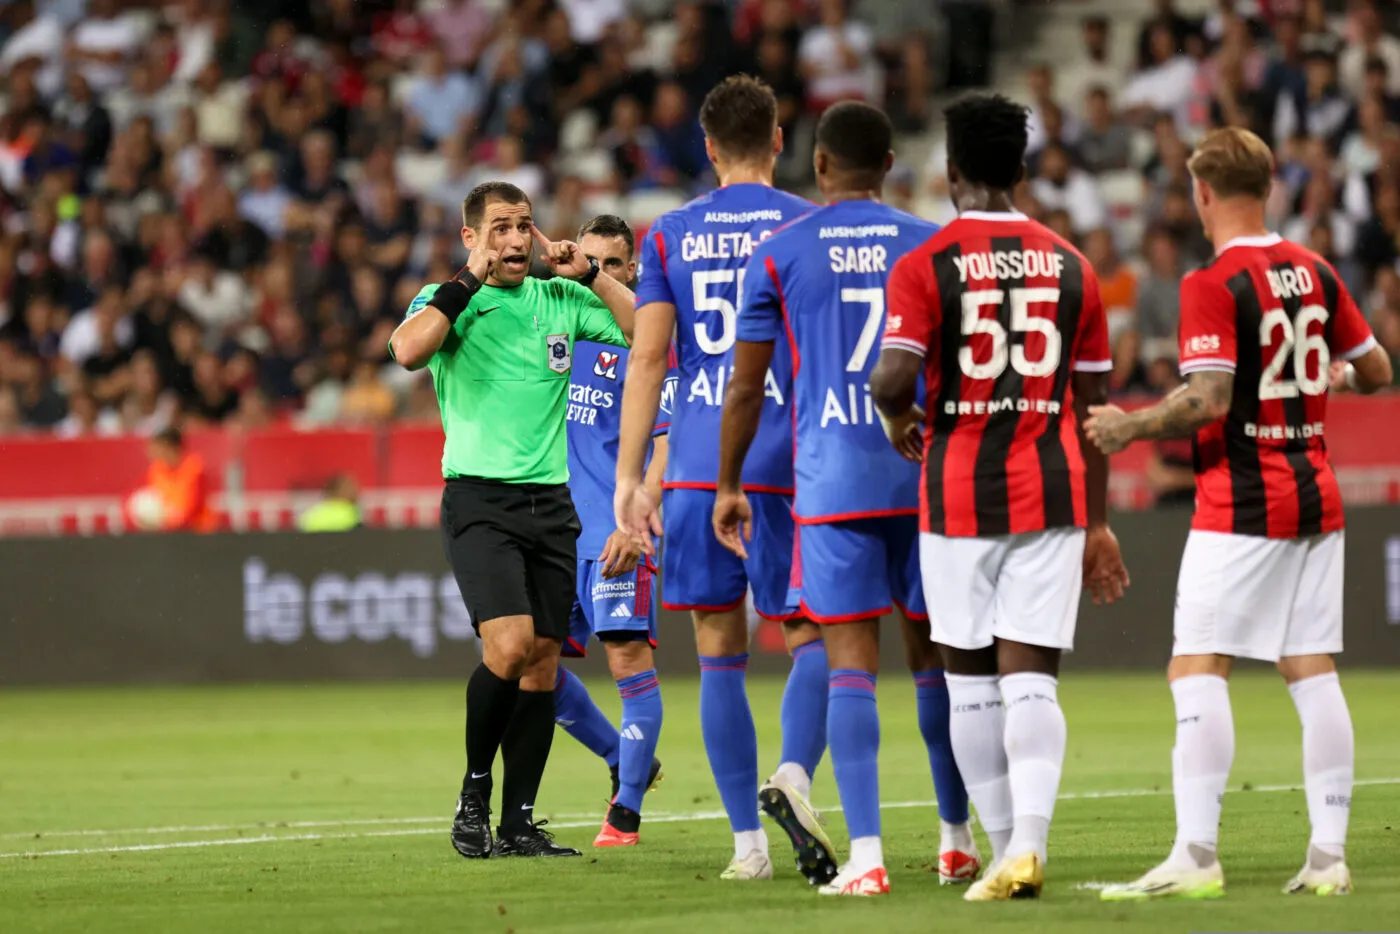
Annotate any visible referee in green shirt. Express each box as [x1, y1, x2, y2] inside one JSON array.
[[390, 182, 635, 859]]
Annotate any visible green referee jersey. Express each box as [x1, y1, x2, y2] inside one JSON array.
[[400, 277, 628, 484]]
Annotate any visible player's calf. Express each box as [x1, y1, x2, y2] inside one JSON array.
[[595, 637, 663, 847]]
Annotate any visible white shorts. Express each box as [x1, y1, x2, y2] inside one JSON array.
[[920, 528, 1085, 651], [1173, 530, 1344, 662]]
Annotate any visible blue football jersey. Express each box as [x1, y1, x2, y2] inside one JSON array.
[[567, 340, 677, 558], [737, 200, 939, 522], [635, 183, 812, 492]]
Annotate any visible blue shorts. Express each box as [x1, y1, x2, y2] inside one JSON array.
[[661, 488, 798, 620], [789, 515, 926, 623], [562, 558, 658, 658]]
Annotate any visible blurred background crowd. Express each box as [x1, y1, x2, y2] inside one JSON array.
[[0, 0, 1394, 442]]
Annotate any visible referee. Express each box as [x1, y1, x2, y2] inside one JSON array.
[[390, 182, 636, 859]]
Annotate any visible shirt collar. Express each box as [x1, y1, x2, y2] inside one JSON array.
[[1218, 232, 1282, 254], [958, 210, 1030, 222]]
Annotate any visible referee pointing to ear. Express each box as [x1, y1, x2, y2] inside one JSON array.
[[390, 181, 635, 859]]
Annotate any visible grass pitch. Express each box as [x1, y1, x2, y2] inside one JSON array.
[[2, 671, 1399, 933]]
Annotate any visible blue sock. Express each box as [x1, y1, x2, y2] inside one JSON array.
[[914, 668, 969, 824], [553, 667, 619, 768], [828, 669, 881, 840], [614, 669, 663, 813], [698, 653, 760, 833], [779, 639, 828, 778]]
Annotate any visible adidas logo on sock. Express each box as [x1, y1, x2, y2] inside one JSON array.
[[621, 724, 645, 741], [610, 603, 633, 618]]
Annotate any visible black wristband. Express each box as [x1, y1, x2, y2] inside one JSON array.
[[576, 256, 601, 289], [427, 274, 482, 324]]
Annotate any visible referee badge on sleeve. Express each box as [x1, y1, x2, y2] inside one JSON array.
[[546, 333, 571, 373]]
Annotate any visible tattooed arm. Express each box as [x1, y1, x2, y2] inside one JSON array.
[[1083, 370, 1233, 455]]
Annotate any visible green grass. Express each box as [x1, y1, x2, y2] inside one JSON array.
[[2, 671, 1399, 933]]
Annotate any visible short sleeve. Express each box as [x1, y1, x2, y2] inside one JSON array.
[[653, 345, 679, 438], [1329, 274, 1377, 361], [882, 250, 936, 357], [634, 224, 676, 308], [1178, 272, 1239, 375], [568, 279, 628, 347], [403, 284, 439, 320], [1072, 267, 1112, 372], [736, 250, 783, 344]]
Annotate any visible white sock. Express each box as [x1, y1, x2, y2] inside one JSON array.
[[940, 819, 974, 854], [946, 673, 1014, 864], [849, 835, 884, 873], [775, 761, 812, 800], [1167, 675, 1234, 869], [734, 827, 767, 860], [1000, 671, 1066, 864], [1289, 672, 1353, 861]]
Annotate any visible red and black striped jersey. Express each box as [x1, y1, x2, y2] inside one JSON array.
[[882, 211, 1111, 537], [1177, 233, 1376, 539]]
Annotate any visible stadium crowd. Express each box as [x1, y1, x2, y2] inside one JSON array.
[[0, 0, 1394, 439]]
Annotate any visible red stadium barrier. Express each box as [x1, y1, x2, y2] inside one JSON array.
[[0, 395, 1395, 535]]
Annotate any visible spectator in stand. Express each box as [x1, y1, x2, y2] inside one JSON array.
[[260, 305, 313, 403], [1026, 64, 1082, 160], [183, 350, 239, 425], [1356, 177, 1400, 278], [433, 0, 494, 70], [56, 387, 121, 437], [346, 82, 404, 162], [1136, 226, 1184, 392], [1260, 14, 1307, 139], [1079, 87, 1134, 173], [62, 282, 130, 366], [1283, 168, 1356, 258], [141, 426, 216, 532], [372, 0, 434, 66], [600, 95, 667, 191], [1, 0, 64, 99], [1159, 182, 1215, 267], [338, 357, 396, 425], [406, 44, 482, 149], [1121, 21, 1199, 130], [1084, 228, 1140, 392], [468, 136, 545, 198], [651, 81, 708, 184], [1361, 56, 1400, 123], [13, 351, 65, 428], [299, 346, 354, 427], [238, 151, 291, 241], [798, 0, 881, 111], [1308, 218, 1367, 302], [1340, 92, 1389, 177], [852, 0, 937, 128], [1136, 0, 1199, 71], [1274, 48, 1354, 152], [1339, 0, 1400, 99], [68, 0, 141, 96], [1029, 142, 1107, 236], [177, 249, 252, 346], [121, 349, 178, 435], [1066, 16, 1125, 118], [53, 73, 113, 180], [559, 0, 630, 45], [82, 304, 132, 408]]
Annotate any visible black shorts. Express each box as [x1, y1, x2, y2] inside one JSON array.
[[441, 477, 581, 641]]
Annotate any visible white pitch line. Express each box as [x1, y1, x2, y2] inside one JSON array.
[[6, 778, 1398, 860]]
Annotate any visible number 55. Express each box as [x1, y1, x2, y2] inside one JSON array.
[[959, 287, 1062, 380]]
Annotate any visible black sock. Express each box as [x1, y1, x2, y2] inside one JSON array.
[[463, 664, 521, 800], [500, 689, 556, 832]]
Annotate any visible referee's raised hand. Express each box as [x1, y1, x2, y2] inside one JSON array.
[[531, 225, 591, 279], [464, 245, 501, 283]]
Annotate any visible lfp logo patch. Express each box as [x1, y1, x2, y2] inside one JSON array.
[[594, 351, 620, 380]]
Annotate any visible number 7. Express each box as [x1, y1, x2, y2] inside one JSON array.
[[841, 288, 885, 372]]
